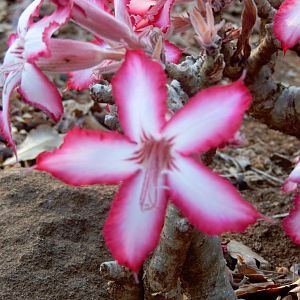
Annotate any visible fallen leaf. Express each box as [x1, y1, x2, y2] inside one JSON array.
[[236, 282, 297, 299], [3, 125, 64, 165], [227, 240, 271, 270], [291, 264, 300, 275]]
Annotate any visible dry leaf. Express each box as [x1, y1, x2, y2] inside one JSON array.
[[291, 264, 300, 275], [56, 100, 94, 133], [231, 0, 257, 63], [227, 240, 271, 270], [3, 125, 64, 165], [236, 282, 297, 299], [236, 255, 269, 283]]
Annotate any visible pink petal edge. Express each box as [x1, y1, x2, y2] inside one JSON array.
[[112, 50, 167, 142], [67, 68, 99, 91], [274, 0, 300, 52], [283, 193, 300, 245], [17, 0, 44, 36], [103, 170, 168, 272], [282, 160, 300, 192], [24, 4, 71, 62], [0, 71, 21, 152], [153, 0, 175, 32], [162, 80, 252, 155], [164, 40, 182, 64], [18, 63, 63, 122], [35, 127, 139, 185], [167, 155, 260, 235]]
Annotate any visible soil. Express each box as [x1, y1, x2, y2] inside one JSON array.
[[0, 169, 116, 300], [0, 1, 300, 300], [222, 119, 300, 269]]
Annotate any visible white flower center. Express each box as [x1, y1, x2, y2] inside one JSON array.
[[132, 136, 174, 210]]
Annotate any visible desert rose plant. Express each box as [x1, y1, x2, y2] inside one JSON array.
[[0, 0, 124, 152], [2, 0, 300, 298], [35, 49, 260, 272]]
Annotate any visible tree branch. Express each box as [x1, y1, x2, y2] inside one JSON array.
[[181, 233, 236, 300], [100, 261, 144, 299], [143, 205, 194, 300], [245, 23, 300, 137], [253, 0, 276, 21]]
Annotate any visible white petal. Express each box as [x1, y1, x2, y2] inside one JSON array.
[[0, 71, 21, 150], [162, 80, 251, 155], [35, 128, 139, 185], [167, 155, 260, 234], [282, 159, 300, 192], [112, 50, 167, 142], [283, 194, 300, 245], [274, 0, 300, 52], [104, 170, 167, 272], [19, 63, 63, 121], [17, 0, 44, 36]]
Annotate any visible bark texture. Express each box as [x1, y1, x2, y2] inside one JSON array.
[[100, 262, 143, 300], [181, 233, 236, 300], [101, 150, 237, 300], [248, 65, 300, 138], [245, 24, 300, 137], [143, 205, 194, 300]]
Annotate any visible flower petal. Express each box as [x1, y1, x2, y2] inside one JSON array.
[[35, 128, 139, 185], [67, 59, 122, 91], [18, 63, 63, 122], [274, 0, 300, 52], [132, 0, 174, 31], [89, 0, 107, 8], [67, 67, 98, 91], [104, 170, 167, 272], [17, 0, 44, 36], [37, 39, 124, 73], [153, 0, 175, 32], [0, 71, 21, 151], [72, 0, 140, 48], [114, 0, 132, 27], [283, 193, 300, 245], [24, 4, 71, 61], [164, 40, 182, 64], [128, 0, 156, 15], [6, 33, 18, 47], [282, 159, 300, 192], [167, 155, 260, 234], [162, 80, 251, 155], [112, 50, 167, 142]]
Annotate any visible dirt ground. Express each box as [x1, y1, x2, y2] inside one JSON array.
[[0, 1, 300, 299], [222, 119, 300, 269]]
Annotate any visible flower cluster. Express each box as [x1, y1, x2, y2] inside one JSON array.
[[0, 0, 182, 151], [35, 49, 260, 271], [1, 0, 300, 271]]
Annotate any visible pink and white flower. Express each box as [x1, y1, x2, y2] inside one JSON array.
[[281, 159, 300, 245], [64, 0, 182, 90], [62, 0, 141, 48], [0, 0, 70, 150], [0, 0, 124, 150], [35, 50, 260, 272], [283, 193, 300, 245], [129, 0, 175, 32], [66, 38, 123, 90], [274, 0, 300, 52], [282, 158, 300, 193]]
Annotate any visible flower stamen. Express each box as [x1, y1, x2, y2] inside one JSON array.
[[132, 136, 174, 210]]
